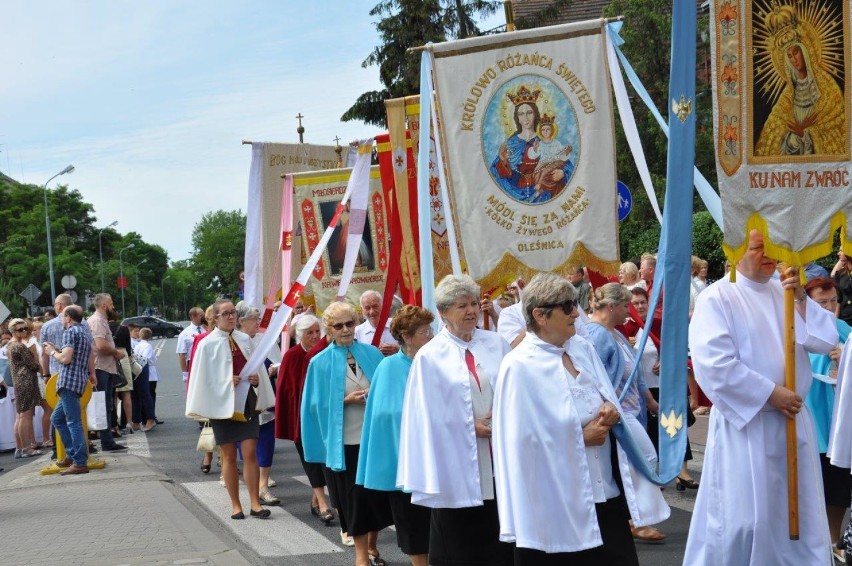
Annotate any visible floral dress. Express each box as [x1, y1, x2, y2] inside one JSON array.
[[8, 341, 41, 413]]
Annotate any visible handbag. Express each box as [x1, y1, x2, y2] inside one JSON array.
[[130, 353, 146, 377], [117, 356, 137, 384], [86, 389, 109, 431], [196, 421, 217, 452]]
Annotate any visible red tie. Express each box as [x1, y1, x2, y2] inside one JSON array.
[[465, 349, 481, 390]]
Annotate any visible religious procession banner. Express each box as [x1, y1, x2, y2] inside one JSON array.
[[244, 142, 341, 308], [377, 96, 459, 300], [427, 19, 620, 291], [711, 0, 852, 265], [292, 166, 390, 311]]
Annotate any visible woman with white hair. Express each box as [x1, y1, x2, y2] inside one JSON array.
[[237, 302, 281, 506], [398, 274, 513, 566], [493, 273, 669, 564], [275, 313, 334, 523], [301, 302, 392, 566]]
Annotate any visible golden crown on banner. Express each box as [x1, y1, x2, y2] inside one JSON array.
[[507, 85, 541, 106], [540, 113, 555, 126], [766, 1, 800, 50]]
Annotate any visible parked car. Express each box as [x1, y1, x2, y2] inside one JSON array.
[[121, 316, 184, 339]]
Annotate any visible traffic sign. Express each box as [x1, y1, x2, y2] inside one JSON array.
[[61, 274, 77, 289], [617, 180, 633, 222], [20, 284, 42, 304], [117, 276, 128, 289], [0, 299, 10, 324]]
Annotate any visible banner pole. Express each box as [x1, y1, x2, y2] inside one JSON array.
[[784, 282, 799, 540]]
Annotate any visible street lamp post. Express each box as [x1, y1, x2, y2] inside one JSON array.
[[118, 243, 135, 317], [135, 258, 148, 316], [43, 165, 75, 302], [98, 220, 118, 292], [161, 275, 170, 318]]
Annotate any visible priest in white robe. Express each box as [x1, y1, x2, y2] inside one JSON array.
[[397, 274, 513, 566], [493, 273, 669, 565], [685, 230, 837, 565]]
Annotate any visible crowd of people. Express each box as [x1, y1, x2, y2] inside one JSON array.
[[0, 292, 163, 475], [6, 240, 852, 565]]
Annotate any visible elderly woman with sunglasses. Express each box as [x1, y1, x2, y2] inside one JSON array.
[[493, 273, 669, 565], [7, 319, 42, 457], [301, 301, 392, 566], [398, 274, 513, 566]]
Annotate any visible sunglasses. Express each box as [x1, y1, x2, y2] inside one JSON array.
[[540, 300, 579, 314], [12, 327, 27, 333], [331, 320, 356, 331]]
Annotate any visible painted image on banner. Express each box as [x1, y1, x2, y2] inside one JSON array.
[[319, 201, 375, 275], [751, 0, 848, 161], [484, 75, 579, 203]]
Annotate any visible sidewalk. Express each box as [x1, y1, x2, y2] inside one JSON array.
[[0, 452, 254, 566]]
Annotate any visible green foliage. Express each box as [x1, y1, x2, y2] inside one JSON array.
[[343, 0, 499, 126], [691, 211, 726, 278], [191, 210, 247, 300]]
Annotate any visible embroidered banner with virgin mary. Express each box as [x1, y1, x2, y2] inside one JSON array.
[[712, 0, 852, 265], [427, 19, 620, 289]]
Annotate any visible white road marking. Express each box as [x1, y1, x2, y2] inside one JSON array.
[[182, 480, 344, 557]]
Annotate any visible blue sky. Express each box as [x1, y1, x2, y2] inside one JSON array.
[[0, 1, 425, 261]]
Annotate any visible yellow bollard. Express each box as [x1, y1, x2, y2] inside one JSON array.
[[40, 376, 105, 474]]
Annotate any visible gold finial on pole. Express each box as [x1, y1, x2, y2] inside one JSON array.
[[296, 113, 305, 143], [503, 0, 515, 32], [334, 136, 343, 168]]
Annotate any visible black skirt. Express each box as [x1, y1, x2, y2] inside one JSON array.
[[326, 444, 393, 536], [294, 440, 327, 488], [429, 496, 514, 566], [387, 490, 431, 555], [210, 388, 259, 444], [820, 453, 852, 507], [514, 496, 638, 566]]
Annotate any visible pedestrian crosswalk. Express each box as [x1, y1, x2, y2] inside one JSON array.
[[182, 479, 344, 557]]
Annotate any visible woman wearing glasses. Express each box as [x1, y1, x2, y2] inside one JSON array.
[[357, 305, 435, 566], [301, 301, 392, 566], [493, 273, 668, 564], [186, 299, 276, 520], [7, 318, 42, 458], [398, 274, 513, 566]]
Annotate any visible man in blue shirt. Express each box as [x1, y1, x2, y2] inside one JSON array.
[[43, 305, 94, 475]]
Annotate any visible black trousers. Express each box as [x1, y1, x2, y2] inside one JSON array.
[[514, 496, 638, 566]]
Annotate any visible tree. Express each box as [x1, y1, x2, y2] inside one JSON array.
[[342, 0, 499, 126], [602, 0, 717, 264], [191, 210, 246, 300]]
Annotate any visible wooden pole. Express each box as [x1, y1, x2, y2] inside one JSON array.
[[784, 283, 799, 540]]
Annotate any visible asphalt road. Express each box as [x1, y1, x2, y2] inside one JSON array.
[[0, 336, 698, 565]]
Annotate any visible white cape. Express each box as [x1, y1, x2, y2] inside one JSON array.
[[397, 327, 510, 508], [493, 334, 669, 553], [185, 328, 274, 420]]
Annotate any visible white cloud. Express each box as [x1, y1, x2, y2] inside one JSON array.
[[2, 1, 386, 262]]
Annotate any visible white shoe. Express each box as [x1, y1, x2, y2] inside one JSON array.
[[267, 478, 277, 487], [218, 476, 226, 487], [340, 530, 354, 547]]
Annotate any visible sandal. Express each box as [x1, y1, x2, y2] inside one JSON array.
[[631, 525, 666, 543], [259, 489, 280, 506], [676, 476, 699, 491], [368, 549, 386, 566], [201, 455, 212, 474], [319, 508, 334, 524]]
